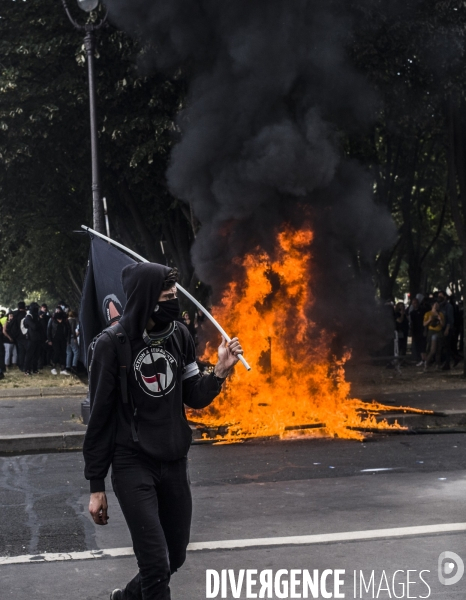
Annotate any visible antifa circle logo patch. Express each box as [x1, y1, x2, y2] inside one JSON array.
[[134, 346, 177, 398]]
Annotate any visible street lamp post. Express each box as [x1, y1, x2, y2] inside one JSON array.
[[62, 0, 107, 234], [63, 0, 108, 424]]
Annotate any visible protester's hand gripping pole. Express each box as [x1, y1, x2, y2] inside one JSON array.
[[81, 225, 252, 371]]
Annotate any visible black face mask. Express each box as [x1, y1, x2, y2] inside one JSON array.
[[151, 298, 180, 328]]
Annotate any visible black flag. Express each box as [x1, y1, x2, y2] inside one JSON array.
[[79, 235, 136, 366]]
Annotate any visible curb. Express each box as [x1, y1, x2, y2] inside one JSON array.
[[1, 412, 464, 455], [0, 432, 86, 454], [0, 426, 206, 455], [0, 387, 87, 399]]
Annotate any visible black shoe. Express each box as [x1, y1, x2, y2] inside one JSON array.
[[441, 364, 451, 371], [0, 372, 4, 380], [110, 590, 123, 600]]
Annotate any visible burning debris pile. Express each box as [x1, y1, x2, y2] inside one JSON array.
[[188, 227, 412, 442]]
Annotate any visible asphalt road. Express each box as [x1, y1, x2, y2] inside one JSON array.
[[1, 433, 465, 599]]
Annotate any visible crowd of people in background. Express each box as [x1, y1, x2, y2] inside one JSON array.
[[0, 302, 204, 381], [0, 301, 80, 379], [1, 292, 461, 380], [391, 290, 463, 371]]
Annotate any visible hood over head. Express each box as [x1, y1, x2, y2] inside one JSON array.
[[119, 262, 173, 339], [29, 302, 39, 318]]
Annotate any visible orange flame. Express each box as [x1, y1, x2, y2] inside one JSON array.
[[189, 226, 408, 441]]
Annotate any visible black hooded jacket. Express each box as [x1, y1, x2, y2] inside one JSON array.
[[47, 312, 71, 343], [83, 262, 223, 493], [23, 304, 42, 343]]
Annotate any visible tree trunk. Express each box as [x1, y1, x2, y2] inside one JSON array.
[[447, 97, 466, 376], [119, 181, 166, 264], [161, 205, 196, 290], [377, 248, 397, 301]]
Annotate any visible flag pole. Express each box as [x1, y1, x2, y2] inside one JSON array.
[[81, 225, 251, 371]]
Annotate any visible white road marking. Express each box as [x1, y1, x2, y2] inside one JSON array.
[[360, 468, 397, 472], [1, 523, 465, 566], [0, 547, 134, 565]]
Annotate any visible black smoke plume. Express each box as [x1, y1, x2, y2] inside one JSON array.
[[106, 0, 396, 350]]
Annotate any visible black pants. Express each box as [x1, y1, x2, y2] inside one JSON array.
[[24, 340, 41, 373], [412, 334, 426, 361], [111, 452, 192, 600], [39, 342, 51, 369], [52, 339, 67, 369], [398, 335, 407, 355], [450, 328, 462, 360], [17, 338, 28, 370]]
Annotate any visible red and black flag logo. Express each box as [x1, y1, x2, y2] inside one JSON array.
[[133, 346, 178, 398]]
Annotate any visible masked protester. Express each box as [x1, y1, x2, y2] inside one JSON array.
[[83, 264, 243, 600], [38, 304, 51, 369], [66, 310, 80, 374], [47, 310, 71, 375], [0, 320, 5, 379], [13, 301, 28, 371], [23, 302, 42, 375], [437, 291, 455, 370]]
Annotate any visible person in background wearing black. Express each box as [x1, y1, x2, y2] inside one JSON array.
[[38, 304, 51, 369], [47, 310, 70, 375], [409, 297, 428, 367], [436, 291, 453, 370], [394, 301, 409, 356], [181, 310, 197, 341], [445, 294, 461, 368], [66, 310, 79, 375], [13, 301, 28, 371], [23, 302, 42, 376], [58, 300, 70, 315], [0, 319, 6, 380], [452, 297, 463, 364]]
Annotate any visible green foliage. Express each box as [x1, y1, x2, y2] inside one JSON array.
[[0, 0, 191, 307], [348, 0, 466, 298]]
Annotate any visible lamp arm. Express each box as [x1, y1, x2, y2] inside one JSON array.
[[94, 8, 109, 30], [61, 0, 84, 30]]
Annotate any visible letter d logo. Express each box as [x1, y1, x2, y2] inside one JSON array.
[[438, 551, 464, 586]]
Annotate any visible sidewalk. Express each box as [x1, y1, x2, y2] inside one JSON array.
[[0, 391, 87, 454], [0, 386, 464, 455]]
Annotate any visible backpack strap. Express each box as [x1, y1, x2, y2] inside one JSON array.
[[87, 332, 103, 375], [104, 323, 139, 443], [171, 323, 186, 371]]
